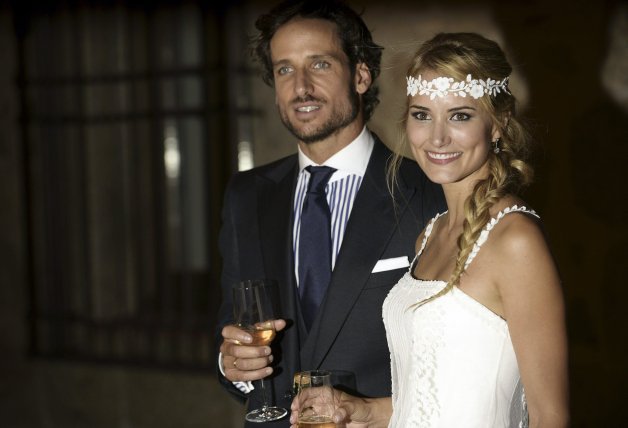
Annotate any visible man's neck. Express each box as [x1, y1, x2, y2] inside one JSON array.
[[297, 120, 365, 165]]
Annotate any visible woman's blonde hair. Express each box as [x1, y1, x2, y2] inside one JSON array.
[[389, 32, 534, 305]]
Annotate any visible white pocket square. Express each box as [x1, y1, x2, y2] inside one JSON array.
[[371, 256, 410, 273]]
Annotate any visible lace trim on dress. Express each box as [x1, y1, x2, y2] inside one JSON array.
[[408, 211, 447, 273], [410, 296, 444, 426], [463, 205, 539, 271], [509, 379, 529, 428]]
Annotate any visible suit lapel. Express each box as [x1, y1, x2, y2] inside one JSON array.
[[257, 159, 297, 291], [300, 140, 417, 369], [256, 157, 304, 380]]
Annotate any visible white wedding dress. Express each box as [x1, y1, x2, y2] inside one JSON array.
[[383, 206, 537, 428]]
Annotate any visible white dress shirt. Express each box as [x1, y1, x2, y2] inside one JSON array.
[[293, 126, 374, 283]]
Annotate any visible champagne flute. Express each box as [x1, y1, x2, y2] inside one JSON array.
[[233, 279, 288, 423]]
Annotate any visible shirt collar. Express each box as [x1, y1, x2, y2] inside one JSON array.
[[297, 126, 374, 179]]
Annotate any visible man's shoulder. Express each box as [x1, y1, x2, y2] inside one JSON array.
[[396, 154, 427, 177], [368, 137, 430, 182], [369, 136, 445, 209], [228, 153, 298, 188]]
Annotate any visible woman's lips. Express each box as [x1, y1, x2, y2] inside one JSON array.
[[426, 151, 462, 164]]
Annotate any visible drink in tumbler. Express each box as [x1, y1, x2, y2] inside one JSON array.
[[296, 371, 335, 428], [297, 415, 335, 427]]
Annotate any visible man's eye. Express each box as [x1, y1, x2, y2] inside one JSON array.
[[313, 61, 330, 70], [276, 66, 292, 75]]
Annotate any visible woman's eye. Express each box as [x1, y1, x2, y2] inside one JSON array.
[[451, 112, 471, 121], [411, 111, 430, 121]]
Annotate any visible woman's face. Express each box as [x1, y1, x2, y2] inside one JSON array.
[[406, 71, 500, 187]]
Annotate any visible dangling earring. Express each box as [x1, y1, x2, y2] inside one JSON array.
[[492, 138, 501, 154]]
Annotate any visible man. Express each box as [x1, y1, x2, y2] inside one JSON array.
[[216, 1, 445, 426]]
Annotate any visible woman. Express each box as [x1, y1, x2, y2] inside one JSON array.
[[290, 32, 569, 427]]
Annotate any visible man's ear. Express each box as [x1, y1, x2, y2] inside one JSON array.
[[355, 62, 372, 95]]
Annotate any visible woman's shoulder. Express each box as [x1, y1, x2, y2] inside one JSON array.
[[482, 198, 562, 314], [485, 197, 547, 261], [488, 195, 538, 218]]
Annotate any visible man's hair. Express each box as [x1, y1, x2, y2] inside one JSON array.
[[251, 0, 383, 121]]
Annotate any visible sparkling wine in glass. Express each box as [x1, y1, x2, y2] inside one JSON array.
[[233, 279, 287, 423]]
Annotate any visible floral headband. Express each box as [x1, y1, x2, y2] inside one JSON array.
[[407, 74, 510, 100]]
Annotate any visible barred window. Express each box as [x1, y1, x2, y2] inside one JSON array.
[[16, 1, 243, 370]]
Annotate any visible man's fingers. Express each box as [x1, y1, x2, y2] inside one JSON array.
[[228, 354, 273, 372], [222, 319, 286, 342], [220, 320, 285, 383], [273, 319, 287, 332], [225, 367, 271, 382], [221, 324, 253, 344], [225, 357, 273, 382], [221, 341, 272, 359]]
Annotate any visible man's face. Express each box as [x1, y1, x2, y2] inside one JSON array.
[[270, 17, 361, 144]]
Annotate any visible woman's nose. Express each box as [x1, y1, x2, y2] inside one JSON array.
[[430, 121, 451, 148]]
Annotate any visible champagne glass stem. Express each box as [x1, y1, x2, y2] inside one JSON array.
[[234, 280, 287, 422], [259, 378, 270, 410]]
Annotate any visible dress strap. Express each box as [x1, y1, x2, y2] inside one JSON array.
[[463, 205, 539, 271], [409, 211, 447, 272]]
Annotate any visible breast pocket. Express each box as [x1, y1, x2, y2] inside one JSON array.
[[363, 267, 408, 290]]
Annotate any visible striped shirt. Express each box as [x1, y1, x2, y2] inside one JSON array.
[[293, 126, 374, 284]]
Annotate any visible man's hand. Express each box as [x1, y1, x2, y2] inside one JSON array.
[[220, 319, 286, 382]]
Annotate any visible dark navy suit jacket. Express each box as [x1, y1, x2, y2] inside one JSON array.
[[216, 135, 445, 427]]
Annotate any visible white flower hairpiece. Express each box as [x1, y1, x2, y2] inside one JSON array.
[[406, 74, 510, 100]]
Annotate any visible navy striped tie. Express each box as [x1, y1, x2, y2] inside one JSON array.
[[298, 166, 336, 330]]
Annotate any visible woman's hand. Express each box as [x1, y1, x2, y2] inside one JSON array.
[[289, 388, 391, 428]]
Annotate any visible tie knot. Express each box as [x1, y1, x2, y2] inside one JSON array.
[[305, 166, 336, 194]]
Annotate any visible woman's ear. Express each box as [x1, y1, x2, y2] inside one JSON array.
[[491, 112, 511, 141], [491, 124, 502, 142], [503, 111, 511, 128]]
